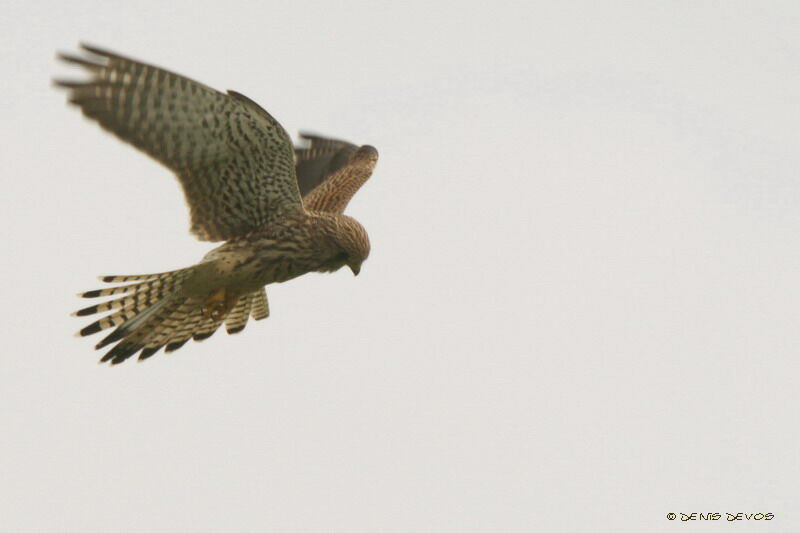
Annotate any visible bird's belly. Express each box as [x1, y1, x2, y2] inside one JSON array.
[[196, 238, 316, 293]]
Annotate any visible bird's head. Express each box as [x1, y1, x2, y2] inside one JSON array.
[[337, 216, 370, 276], [317, 214, 370, 276]]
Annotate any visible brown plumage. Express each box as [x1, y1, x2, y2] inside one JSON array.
[[58, 44, 378, 364]]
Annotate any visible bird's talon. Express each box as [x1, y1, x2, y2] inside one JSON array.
[[201, 288, 239, 321]]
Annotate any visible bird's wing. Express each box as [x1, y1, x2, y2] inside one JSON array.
[[296, 134, 378, 214], [294, 133, 358, 197], [56, 44, 302, 241]]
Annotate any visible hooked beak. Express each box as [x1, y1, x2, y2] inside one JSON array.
[[349, 263, 361, 276]]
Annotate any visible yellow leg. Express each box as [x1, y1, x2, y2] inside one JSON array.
[[201, 288, 239, 321]]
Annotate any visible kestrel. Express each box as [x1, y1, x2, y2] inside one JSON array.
[[57, 44, 378, 364]]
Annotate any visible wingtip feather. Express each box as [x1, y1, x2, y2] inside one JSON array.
[[193, 331, 215, 342], [165, 339, 189, 353], [73, 304, 99, 317], [80, 289, 103, 298], [95, 327, 125, 349], [138, 346, 160, 361], [56, 52, 103, 70], [79, 42, 112, 57], [79, 322, 103, 337]]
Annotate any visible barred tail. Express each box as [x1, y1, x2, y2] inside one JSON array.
[[74, 267, 269, 365]]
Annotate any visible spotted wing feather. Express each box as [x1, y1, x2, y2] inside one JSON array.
[[295, 133, 358, 196], [56, 44, 302, 241], [301, 144, 379, 214]]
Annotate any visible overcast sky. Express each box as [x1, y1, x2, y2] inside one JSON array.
[[2, 1, 799, 531]]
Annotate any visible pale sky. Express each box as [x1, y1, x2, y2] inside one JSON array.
[[2, 1, 799, 531]]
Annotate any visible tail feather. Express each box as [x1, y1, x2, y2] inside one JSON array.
[[138, 345, 161, 361], [76, 269, 193, 338], [75, 267, 270, 364], [74, 287, 172, 317], [78, 303, 138, 337], [94, 294, 178, 350], [79, 269, 191, 299], [165, 339, 190, 353], [98, 269, 188, 283], [99, 296, 186, 364], [160, 299, 200, 348], [78, 281, 149, 299], [143, 299, 194, 350], [163, 299, 212, 347]]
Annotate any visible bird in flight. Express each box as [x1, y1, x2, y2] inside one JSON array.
[[56, 44, 379, 364]]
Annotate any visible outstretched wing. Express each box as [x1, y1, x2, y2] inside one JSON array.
[[295, 134, 378, 214], [300, 143, 379, 214], [56, 44, 302, 241], [295, 133, 358, 196]]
